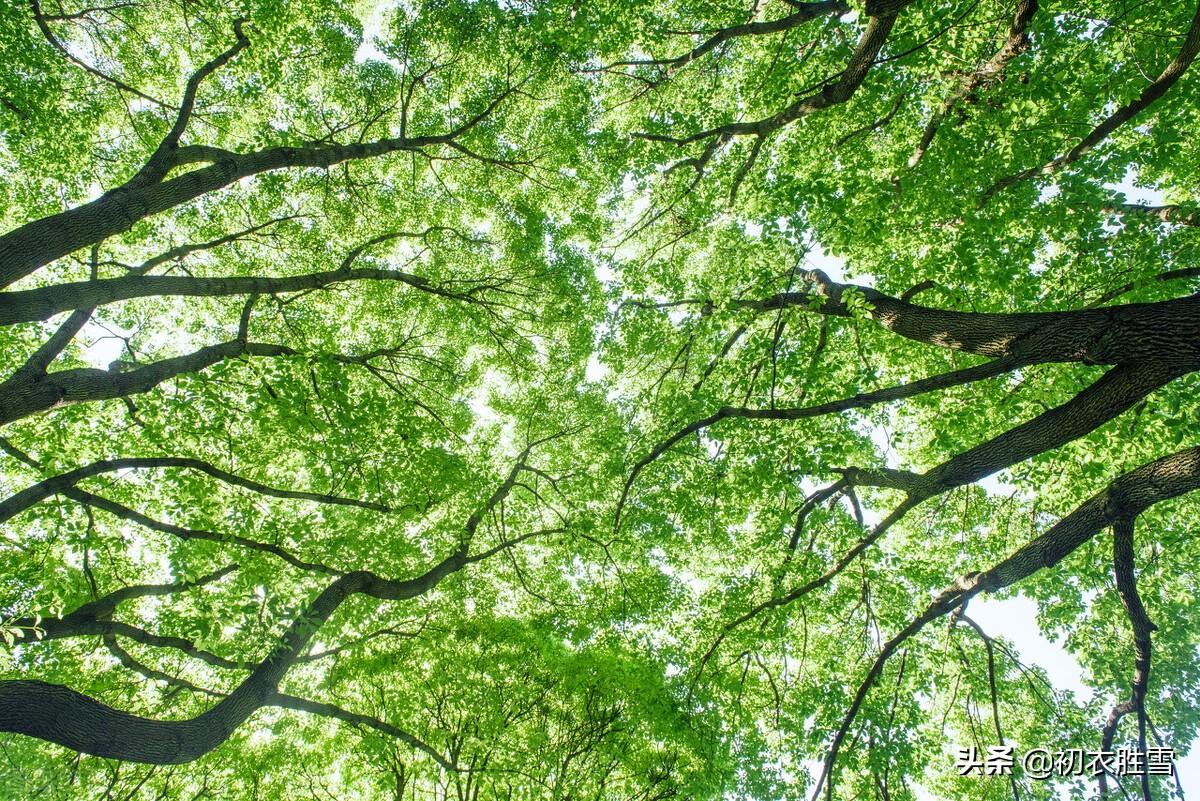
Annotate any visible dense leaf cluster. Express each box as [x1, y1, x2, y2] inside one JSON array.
[[0, 1, 1197, 799]]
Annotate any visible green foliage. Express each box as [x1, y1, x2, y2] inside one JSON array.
[[1, 0, 1198, 799]]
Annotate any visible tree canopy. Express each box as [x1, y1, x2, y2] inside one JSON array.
[[1, 0, 1198, 799]]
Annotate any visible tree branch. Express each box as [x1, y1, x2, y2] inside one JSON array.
[[0, 264, 494, 325], [269, 692, 452, 772], [811, 444, 1200, 800], [66, 486, 343, 574], [1110, 203, 1200, 228], [616, 355, 1019, 530], [1089, 267, 1200, 308], [0, 456, 394, 524], [634, 2, 912, 147], [29, 0, 170, 109], [0, 449, 545, 763], [0, 84, 521, 288], [606, 1, 849, 73], [908, 0, 1037, 168], [723, 270, 1200, 366], [982, 3, 1200, 204], [848, 362, 1185, 500], [126, 215, 298, 277], [1107, 517, 1155, 801]]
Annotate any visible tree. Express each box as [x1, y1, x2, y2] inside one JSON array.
[[0, 1, 1197, 799]]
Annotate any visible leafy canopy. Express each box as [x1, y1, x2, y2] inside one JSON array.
[[0, 1, 1198, 799]]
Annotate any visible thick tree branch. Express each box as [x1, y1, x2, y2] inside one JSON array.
[[1107, 518, 1155, 801], [0, 84, 520, 288], [0, 264, 492, 326], [0, 338, 281, 425], [847, 362, 1185, 499], [10, 306, 94, 379], [0, 573, 367, 764], [620, 280, 1200, 528], [0, 449, 540, 763], [635, 2, 912, 147], [0, 332, 461, 426], [689, 361, 1182, 685], [616, 355, 1019, 530], [762, 271, 1200, 366], [811, 444, 1200, 800]]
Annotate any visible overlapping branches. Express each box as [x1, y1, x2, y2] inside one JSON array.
[[0, 260, 506, 326], [982, 2, 1200, 204], [0, 436, 562, 765], [908, 0, 1038, 168], [0, 228, 522, 426], [611, 1, 913, 221], [633, 1, 913, 149], [29, 0, 173, 109], [809, 446, 1200, 800], [599, 0, 849, 78], [619, 271, 1200, 528], [0, 11, 527, 289], [622, 269, 1199, 780], [0, 456, 396, 524]]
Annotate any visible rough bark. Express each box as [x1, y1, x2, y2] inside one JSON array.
[[849, 362, 1185, 498], [622, 281, 1200, 528], [1107, 518, 1155, 801], [756, 271, 1200, 367], [0, 339, 292, 426], [970, 446, 1200, 593], [0, 572, 365, 764]]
